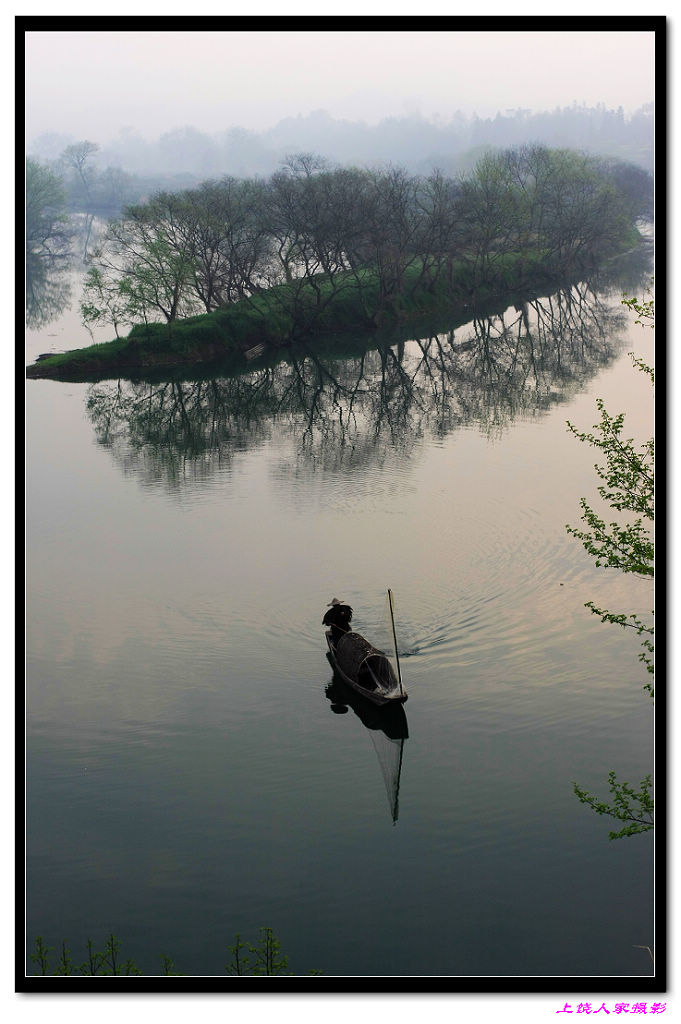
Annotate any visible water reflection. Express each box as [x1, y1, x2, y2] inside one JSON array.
[[25, 218, 104, 331], [325, 675, 408, 825], [85, 280, 629, 491], [26, 253, 73, 330], [85, 378, 274, 489]]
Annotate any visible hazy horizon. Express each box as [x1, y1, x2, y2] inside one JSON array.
[[25, 28, 656, 147]]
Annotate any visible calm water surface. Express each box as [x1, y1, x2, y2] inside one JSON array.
[[25, 269, 655, 980]]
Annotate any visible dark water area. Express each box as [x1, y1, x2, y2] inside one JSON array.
[[24, 246, 656, 983]]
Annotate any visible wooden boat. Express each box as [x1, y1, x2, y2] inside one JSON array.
[[325, 590, 408, 706], [326, 630, 407, 705]]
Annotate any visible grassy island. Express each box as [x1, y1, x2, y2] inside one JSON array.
[[26, 145, 651, 383], [26, 254, 558, 381]]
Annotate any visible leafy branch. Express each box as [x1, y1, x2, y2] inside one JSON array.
[[566, 398, 653, 576], [573, 772, 654, 839], [565, 337, 654, 691], [568, 285, 655, 841], [621, 286, 654, 328]]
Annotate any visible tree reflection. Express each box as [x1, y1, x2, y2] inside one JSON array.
[[85, 280, 630, 491], [86, 377, 276, 491], [26, 253, 73, 330], [26, 216, 107, 330]]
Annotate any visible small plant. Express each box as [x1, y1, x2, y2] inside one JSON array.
[[29, 936, 52, 976], [160, 954, 182, 976], [29, 933, 140, 977], [226, 927, 294, 976], [55, 940, 75, 976], [98, 933, 142, 976], [79, 938, 104, 976], [29, 928, 322, 976]]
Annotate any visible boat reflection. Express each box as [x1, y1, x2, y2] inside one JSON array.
[[325, 671, 408, 824]]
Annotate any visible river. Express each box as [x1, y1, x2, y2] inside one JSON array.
[[25, 254, 655, 981]]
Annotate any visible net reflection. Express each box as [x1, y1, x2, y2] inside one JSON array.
[[85, 279, 631, 492], [325, 674, 409, 825]]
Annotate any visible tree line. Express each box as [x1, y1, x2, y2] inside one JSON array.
[[27, 101, 654, 181], [25, 141, 652, 345], [73, 145, 650, 343]]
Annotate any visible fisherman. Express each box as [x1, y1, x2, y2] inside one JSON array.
[[323, 597, 353, 647]]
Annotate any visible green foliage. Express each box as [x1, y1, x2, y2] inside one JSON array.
[[160, 954, 182, 976], [128, 321, 167, 341], [29, 934, 141, 976], [566, 295, 654, 691], [29, 336, 132, 371], [583, 603, 654, 688], [568, 285, 655, 842], [226, 928, 323, 977], [80, 266, 138, 339], [98, 933, 143, 976], [622, 291, 654, 328], [28, 928, 322, 977], [26, 157, 72, 262], [30, 253, 548, 380], [573, 772, 654, 839], [226, 928, 287, 976], [31, 145, 647, 379], [29, 936, 52, 976], [55, 940, 75, 975], [566, 394, 654, 575]]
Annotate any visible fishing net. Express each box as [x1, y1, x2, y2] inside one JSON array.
[[335, 632, 398, 691]]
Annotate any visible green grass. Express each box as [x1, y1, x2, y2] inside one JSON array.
[[26, 237, 640, 381], [32, 336, 133, 368]]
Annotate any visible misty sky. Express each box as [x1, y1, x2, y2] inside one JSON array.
[[24, 27, 656, 145]]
